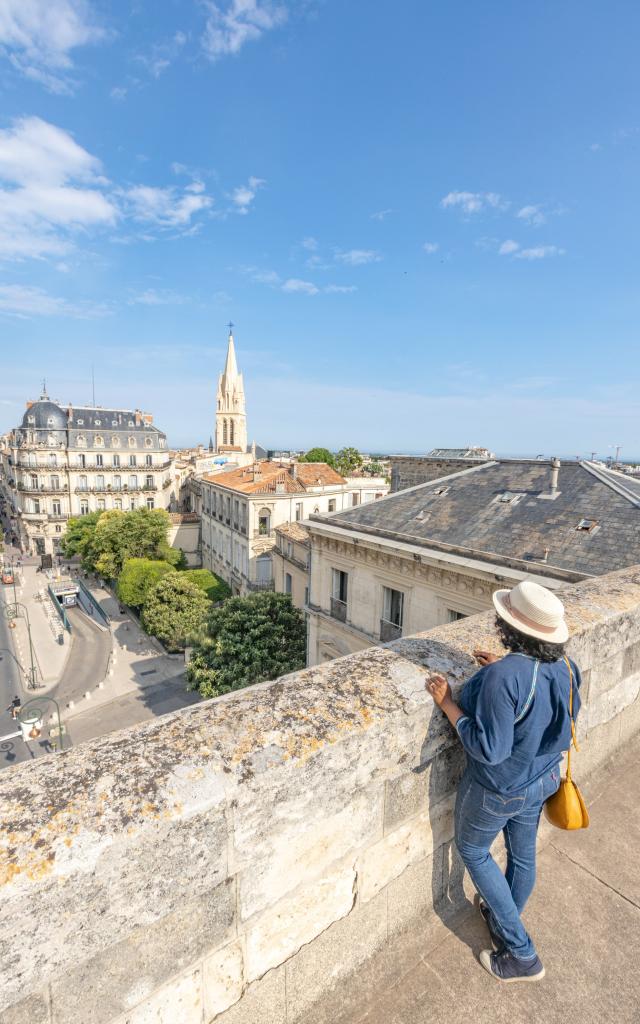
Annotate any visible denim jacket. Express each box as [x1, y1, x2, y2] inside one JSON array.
[[455, 653, 582, 795]]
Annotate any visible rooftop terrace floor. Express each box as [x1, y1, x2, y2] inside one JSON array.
[[337, 732, 640, 1024]]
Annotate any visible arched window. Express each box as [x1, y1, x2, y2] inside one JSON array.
[[111, 435, 121, 448], [76, 435, 86, 447], [95, 435, 104, 447], [230, 419, 235, 445], [145, 436, 152, 447], [128, 436, 136, 448], [223, 419, 228, 445], [258, 508, 271, 535]]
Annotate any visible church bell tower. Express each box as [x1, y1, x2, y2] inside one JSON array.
[[215, 325, 247, 454]]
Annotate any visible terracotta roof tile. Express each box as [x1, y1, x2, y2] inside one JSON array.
[[201, 461, 345, 495]]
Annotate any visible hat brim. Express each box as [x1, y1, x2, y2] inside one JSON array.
[[492, 589, 569, 644]]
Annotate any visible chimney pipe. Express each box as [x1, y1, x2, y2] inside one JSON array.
[[550, 458, 560, 495]]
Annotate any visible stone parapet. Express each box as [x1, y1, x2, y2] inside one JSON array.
[[1, 566, 640, 1023]]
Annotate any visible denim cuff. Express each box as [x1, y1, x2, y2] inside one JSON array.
[[455, 715, 470, 734]]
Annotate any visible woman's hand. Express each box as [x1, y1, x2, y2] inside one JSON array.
[[426, 673, 452, 707], [473, 649, 501, 666]]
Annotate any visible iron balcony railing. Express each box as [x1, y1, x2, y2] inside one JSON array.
[[380, 618, 402, 643], [330, 597, 347, 622], [247, 579, 275, 591]]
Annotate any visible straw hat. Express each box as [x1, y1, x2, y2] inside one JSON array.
[[492, 580, 569, 643]]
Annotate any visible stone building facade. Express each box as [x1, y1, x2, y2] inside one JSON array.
[[272, 521, 310, 610], [390, 448, 494, 493], [200, 462, 388, 596], [0, 390, 173, 556]]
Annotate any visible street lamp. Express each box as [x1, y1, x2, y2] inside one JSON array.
[[3, 602, 39, 689], [17, 697, 65, 751]]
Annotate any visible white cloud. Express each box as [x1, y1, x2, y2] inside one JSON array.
[[202, 0, 287, 60], [515, 245, 564, 260], [334, 249, 381, 266], [231, 175, 265, 213], [136, 31, 187, 79], [0, 116, 117, 261], [324, 284, 357, 294], [252, 268, 280, 284], [371, 209, 392, 221], [499, 239, 520, 255], [0, 0, 105, 93], [128, 289, 189, 306], [282, 278, 318, 295], [0, 283, 109, 318], [110, 85, 127, 101], [301, 236, 318, 251], [516, 204, 546, 226], [125, 185, 213, 227], [422, 242, 439, 254], [441, 191, 506, 215]]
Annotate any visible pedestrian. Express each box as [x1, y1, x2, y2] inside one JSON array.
[[427, 580, 580, 984], [8, 696, 21, 720]]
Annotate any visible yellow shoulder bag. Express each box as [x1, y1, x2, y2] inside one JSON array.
[[544, 656, 589, 830]]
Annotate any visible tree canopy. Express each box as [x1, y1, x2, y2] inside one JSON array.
[[335, 447, 364, 476], [181, 569, 231, 603], [142, 573, 209, 652], [116, 558, 176, 609], [187, 592, 306, 698], [299, 447, 336, 467], [61, 508, 177, 579]]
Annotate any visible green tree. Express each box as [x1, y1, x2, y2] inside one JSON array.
[[182, 569, 231, 603], [364, 461, 384, 476], [60, 512, 103, 568], [142, 573, 209, 652], [117, 558, 176, 609], [299, 447, 336, 467], [97, 508, 173, 579], [187, 592, 306, 698], [335, 447, 364, 476], [158, 541, 187, 570]]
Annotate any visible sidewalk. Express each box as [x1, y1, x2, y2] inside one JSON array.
[[331, 733, 640, 1024], [3, 564, 69, 687]]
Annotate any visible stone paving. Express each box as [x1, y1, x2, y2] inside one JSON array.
[[334, 733, 640, 1024]]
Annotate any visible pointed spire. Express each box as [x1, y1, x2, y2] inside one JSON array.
[[222, 327, 239, 387]]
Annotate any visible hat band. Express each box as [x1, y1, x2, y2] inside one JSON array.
[[504, 594, 563, 636]]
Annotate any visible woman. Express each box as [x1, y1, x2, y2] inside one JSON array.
[[427, 579, 581, 984]]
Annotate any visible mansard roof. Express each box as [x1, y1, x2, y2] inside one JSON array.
[[311, 459, 640, 578]]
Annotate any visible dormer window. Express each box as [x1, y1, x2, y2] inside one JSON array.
[[111, 436, 121, 448], [128, 436, 136, 448], [27, 415, 35, 425], [76, 435, 86, 447], [576, 518, 599, 533], [145, 437, 152, 447], [496, 491, 524, 506], [433, 486, 450, 496], [77, 419, 84, 425], [112, 420, 118, 427], [94, 419, 101, 426], [128, 421, 134, 427], [47, 417, 55, 427], [95, 435, 104, 447]]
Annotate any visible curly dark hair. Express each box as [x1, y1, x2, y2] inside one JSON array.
[[496, 616, 566, 664]]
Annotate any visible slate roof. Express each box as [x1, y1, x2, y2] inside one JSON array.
[[275, 521, 310, 544], [319, 460, 640, 577]]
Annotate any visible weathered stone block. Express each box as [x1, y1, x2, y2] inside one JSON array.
[[580, 714, 622, 776], [586, 672, 640, 732], [622, 641, 640, 679], [245, 867, 355, 982], [285, 889, 387, 1023], [203, 940, 244, 1021], [119, 969, 202, 1024], [235, 782, 383, 921], [384, 747, 464, 834], [50, 879, 235, 1024], [209, 966, 286, 1024], [359, 794, 455, 904], [620, 691, 640, 746], [1, 989, 51, 1024], [588, 651, 625, 697]]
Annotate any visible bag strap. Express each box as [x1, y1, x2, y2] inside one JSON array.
[[563, 656, 579, 781], [515, 659, 539, 723]]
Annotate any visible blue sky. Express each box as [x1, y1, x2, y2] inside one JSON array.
[[0, 1, 639, 456]]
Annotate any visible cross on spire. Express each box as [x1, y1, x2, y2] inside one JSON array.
[[226, 321, 234, 334]]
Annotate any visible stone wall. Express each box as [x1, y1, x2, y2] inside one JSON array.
[[1, 566, 640, 1024], [390, 456, 492, 492], [169, 516, 202, 567]]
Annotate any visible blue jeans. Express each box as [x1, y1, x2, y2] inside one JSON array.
[[454, 765, 560, 960]]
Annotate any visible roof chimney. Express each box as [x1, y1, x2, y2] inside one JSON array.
[[550, 457, 560, 496]]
